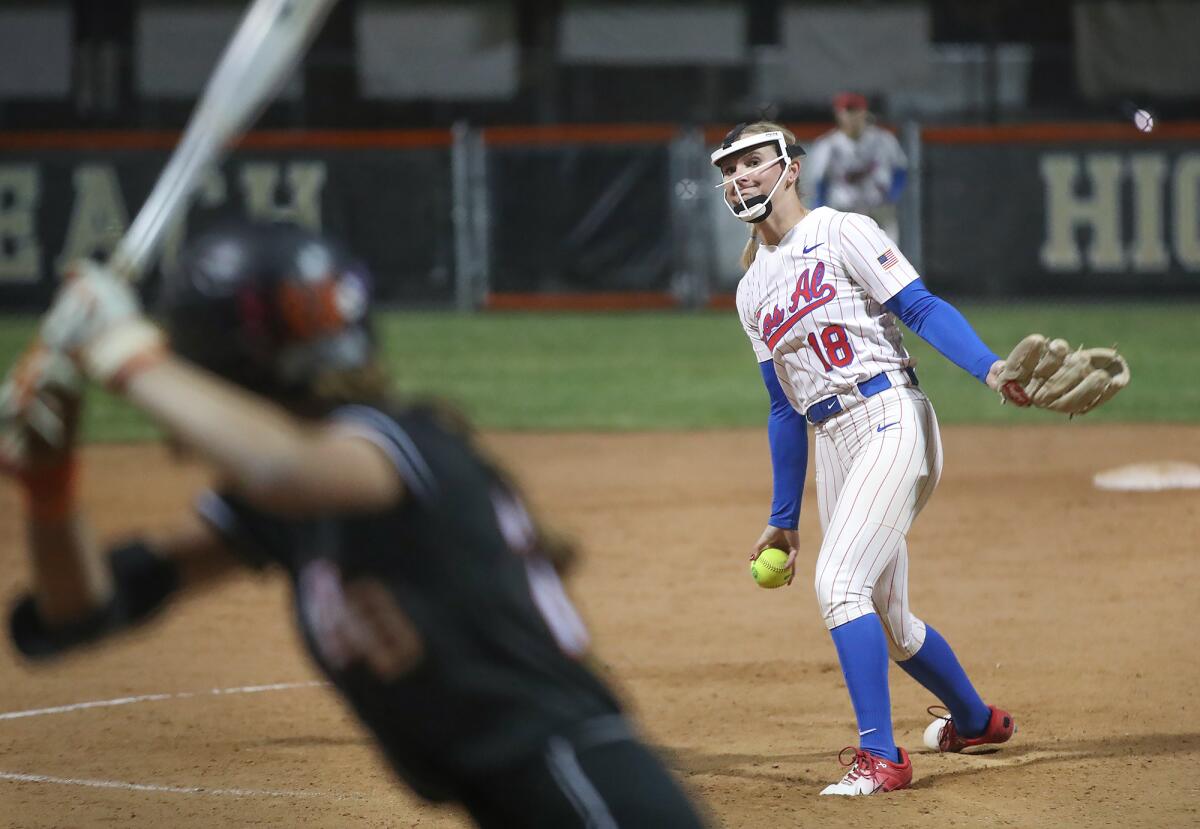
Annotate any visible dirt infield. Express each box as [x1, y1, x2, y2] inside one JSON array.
[[2, 425, 1198, 828]]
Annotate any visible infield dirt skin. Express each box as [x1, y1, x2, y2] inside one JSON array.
[[1, 425, 1197, 828]]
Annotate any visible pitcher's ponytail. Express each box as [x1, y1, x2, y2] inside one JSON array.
[[741, 232, 759, 271]]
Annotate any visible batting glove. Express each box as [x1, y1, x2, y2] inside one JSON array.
[[0, 342, 85, 471], [41, 260, 167, 390]]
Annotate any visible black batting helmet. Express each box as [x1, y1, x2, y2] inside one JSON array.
[[158, 221, 374, 403]]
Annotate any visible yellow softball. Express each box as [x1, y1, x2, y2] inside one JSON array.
[[750, 547, 793, 589]]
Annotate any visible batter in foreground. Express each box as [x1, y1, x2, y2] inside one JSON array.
[[0, 222, 708, 828]]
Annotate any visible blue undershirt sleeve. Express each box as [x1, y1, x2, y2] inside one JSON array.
[[759, 360, 807, 529], [814, 180, 829, 208], [884, 279, 999, 384], [888, 169, 908, 203]]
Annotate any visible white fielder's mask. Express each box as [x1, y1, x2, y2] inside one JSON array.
[[711, 126, 806, 223]]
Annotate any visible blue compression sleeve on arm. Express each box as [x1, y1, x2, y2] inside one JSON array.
[[888, 169, 908, 203], [760, 360, 807, 528], [884, 279, 999, 383]]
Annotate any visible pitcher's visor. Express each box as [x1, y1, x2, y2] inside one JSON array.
[[711, 130, 805, 223]]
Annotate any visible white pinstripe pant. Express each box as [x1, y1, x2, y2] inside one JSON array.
[[812, 385, 943, 660]]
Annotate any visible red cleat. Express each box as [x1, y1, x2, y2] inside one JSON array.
[[925, 705, 1015, 753], [820, 746, 913, 796]]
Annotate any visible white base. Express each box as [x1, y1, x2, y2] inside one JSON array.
[[1093, 461, 1200, 492]]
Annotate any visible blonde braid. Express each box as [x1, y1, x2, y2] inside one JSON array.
[[740, 231, 759, 271]]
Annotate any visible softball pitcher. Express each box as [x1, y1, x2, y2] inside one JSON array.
[[714, 121, 1037, 796]]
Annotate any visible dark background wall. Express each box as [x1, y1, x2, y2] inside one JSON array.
[[3, 1, 1196, 132], [1, 1, 1197, 306]]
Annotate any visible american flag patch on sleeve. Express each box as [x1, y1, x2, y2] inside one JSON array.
[[877, 249, 898, 270]]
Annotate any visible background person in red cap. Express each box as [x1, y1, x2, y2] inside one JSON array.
[[805, 92, 908, 241]]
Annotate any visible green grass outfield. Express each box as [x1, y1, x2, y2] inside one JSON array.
[[0, 303, 1194, 442]]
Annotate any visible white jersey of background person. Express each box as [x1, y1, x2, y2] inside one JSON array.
[[806, 127, 906, 211], [736, 206, 918, 414], [804, 98, 908, 241]]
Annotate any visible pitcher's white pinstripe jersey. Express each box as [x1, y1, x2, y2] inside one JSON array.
[[736, 206, 920, 413]]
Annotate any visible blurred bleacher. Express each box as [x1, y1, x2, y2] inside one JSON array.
[[2, 1, 1196, 130]]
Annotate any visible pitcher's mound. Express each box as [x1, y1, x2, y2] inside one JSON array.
[[1093, 461, 1200, 492]]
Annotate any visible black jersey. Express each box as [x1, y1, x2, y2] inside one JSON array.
[[196, 403, 622, 800]]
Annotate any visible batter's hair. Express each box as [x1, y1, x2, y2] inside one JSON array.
[[734, 121, 805, 271], [305, 362, 395, 415]]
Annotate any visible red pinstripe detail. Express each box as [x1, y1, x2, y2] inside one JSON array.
[[887, 395, 941, 653], [815, 431, 843, 533], [903, 397, 943, 646], [878, 550, 906, 639], [848, 395, 899, 594], [883, 549, 906, 643], [852, 523, 894, 616], [876, 404, 915, 634], [882, 394, 939, 650], [875, 394, 919, 529], [817, 413, 880, 623], [838, 212, 911, 303], [841, 401, 908, 612], [814, 389, 935, 629], [863, 396, 919, 620]]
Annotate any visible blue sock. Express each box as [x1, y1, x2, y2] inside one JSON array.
[[829, 614, 899, 762], [897, 624, 990, 736]]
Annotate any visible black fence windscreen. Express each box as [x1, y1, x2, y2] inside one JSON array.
[[486, 145, 672, 293], [922, 140, 1200, 297], [0, 145, 456, 309], [5, 131, 1200, 310]]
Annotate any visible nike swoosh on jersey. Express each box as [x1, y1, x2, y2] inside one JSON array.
[[876, 422, 899, 432], [803, 243, 824, 254]]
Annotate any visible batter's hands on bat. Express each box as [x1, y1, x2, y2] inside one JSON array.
[[749, 525, 801, 586], [40, 260, 167, 391], [988, 333, 1130, 416], [0, 342, 85, 477]]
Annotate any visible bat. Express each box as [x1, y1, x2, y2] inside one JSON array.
[[0, 0, 337, 456], [108, 0, 339, 281]]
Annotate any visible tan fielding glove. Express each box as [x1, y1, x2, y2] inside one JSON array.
[[1030, 345, 1130, 415], [991, 333, 1130, 416]]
